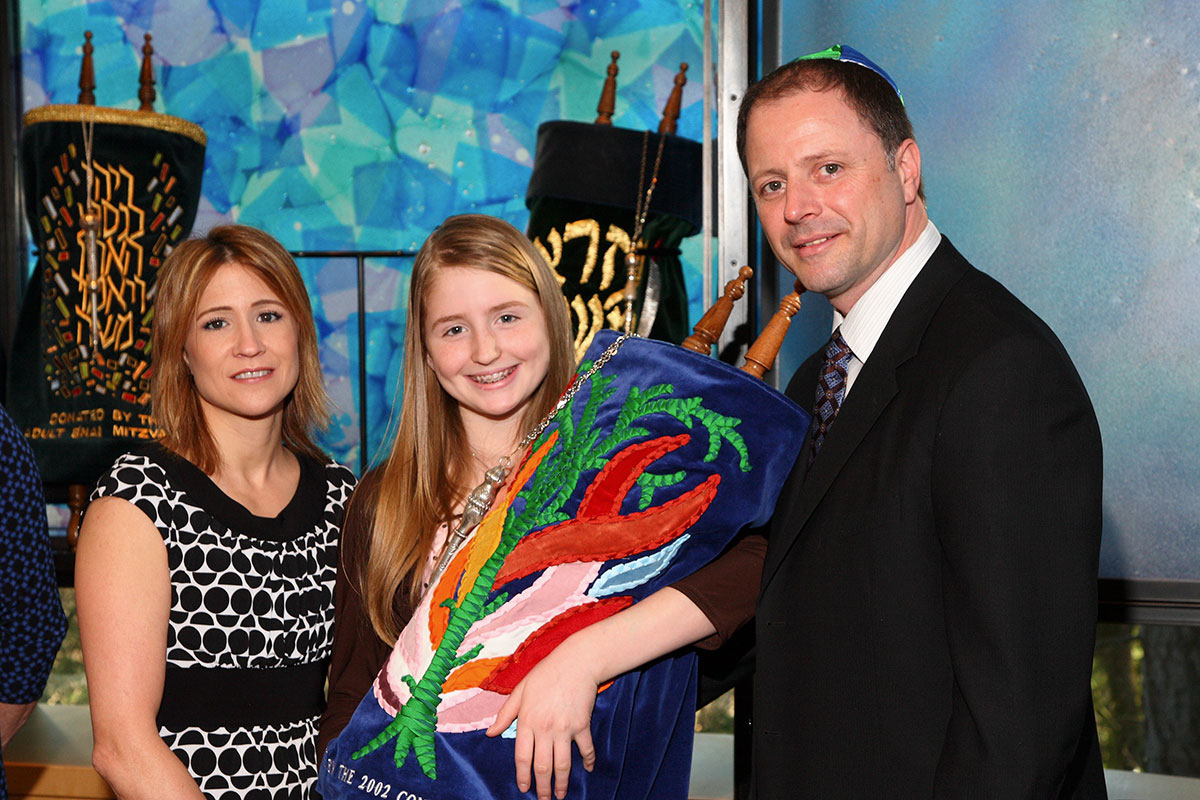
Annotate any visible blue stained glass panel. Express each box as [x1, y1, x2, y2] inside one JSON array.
[[19, 0, 714, 474]]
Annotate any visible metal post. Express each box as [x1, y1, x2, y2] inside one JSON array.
[[716, 0, 751, 363], [356, 254, 368, 472], [701, 0, 714, 314]]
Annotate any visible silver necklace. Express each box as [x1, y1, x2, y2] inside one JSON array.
[[426, 333, 631, 587]]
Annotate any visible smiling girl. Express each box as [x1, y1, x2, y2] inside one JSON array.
[[318, 215, 737, 800], [319, 216, 576, 764], [76, 226, 356, 799]]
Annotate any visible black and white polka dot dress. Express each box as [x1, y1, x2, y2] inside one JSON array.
[[92, 445, 356, 800]]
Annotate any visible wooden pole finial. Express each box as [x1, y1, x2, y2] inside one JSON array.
[[66, 484, 88, 551], [138, 33, 157, 112], [657, 62, 688, 135], [595, 50, 620, 125], [78, 31, 96, 106], [742, 280, 804, 378], [681, 265, 753, 355]]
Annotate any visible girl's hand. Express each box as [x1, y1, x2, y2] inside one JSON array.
[[485, 640, 598, 800], [484, 587, 716, 798]]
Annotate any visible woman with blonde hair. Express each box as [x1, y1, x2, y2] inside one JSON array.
[[77, 225, 356, 799]]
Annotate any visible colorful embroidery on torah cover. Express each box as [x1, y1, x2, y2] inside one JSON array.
[[318, 331, 809, 800]]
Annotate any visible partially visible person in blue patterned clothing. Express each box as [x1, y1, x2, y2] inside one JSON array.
[[0, 400, 68, 800]]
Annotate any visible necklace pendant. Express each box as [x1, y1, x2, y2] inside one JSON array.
[[428, 458, 511, 588], [462, 461, 509, 529]]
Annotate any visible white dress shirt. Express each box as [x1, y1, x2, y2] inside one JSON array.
[[834, 220, 941, 398]]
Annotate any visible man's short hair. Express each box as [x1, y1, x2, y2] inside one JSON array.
[[736, 58, 925, 200]]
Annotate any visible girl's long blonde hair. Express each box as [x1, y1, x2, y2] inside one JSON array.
[[357, 214, 574, 644]]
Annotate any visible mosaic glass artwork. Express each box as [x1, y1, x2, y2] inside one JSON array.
[[19, 0, 713, 472]]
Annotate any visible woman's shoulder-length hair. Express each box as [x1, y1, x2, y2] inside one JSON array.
[[151, 224, 329, 473]]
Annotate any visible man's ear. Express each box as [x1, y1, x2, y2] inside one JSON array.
[[895, 138, 921, 204]]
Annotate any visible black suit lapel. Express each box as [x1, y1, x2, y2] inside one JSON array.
[[760, 238, 973, 591]]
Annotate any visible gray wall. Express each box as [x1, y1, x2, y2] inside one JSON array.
[[772, 1, 1200, 580]]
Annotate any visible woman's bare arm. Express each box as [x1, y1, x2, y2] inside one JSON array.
[[76, 496, 205, 799]]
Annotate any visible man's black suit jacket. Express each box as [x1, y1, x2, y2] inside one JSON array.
[[753, 238, 1106, 798]]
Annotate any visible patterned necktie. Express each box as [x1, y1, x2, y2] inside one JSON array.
[[807, 328, 854, 467]]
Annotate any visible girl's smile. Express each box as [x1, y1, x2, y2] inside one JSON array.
[[422, 266, 551, 434]]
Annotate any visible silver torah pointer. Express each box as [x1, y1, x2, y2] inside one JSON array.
[[427, 460, 510, 589]]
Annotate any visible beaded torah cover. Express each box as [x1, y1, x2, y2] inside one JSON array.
[[8, 105, 205, 484]]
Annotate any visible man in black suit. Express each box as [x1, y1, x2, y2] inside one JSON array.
[[739, 46, 1105, 797]]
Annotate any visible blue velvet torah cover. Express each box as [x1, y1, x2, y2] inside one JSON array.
[[319, 330, 809, 800]]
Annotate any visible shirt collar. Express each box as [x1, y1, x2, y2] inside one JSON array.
[[833, 220, 941, 363]]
